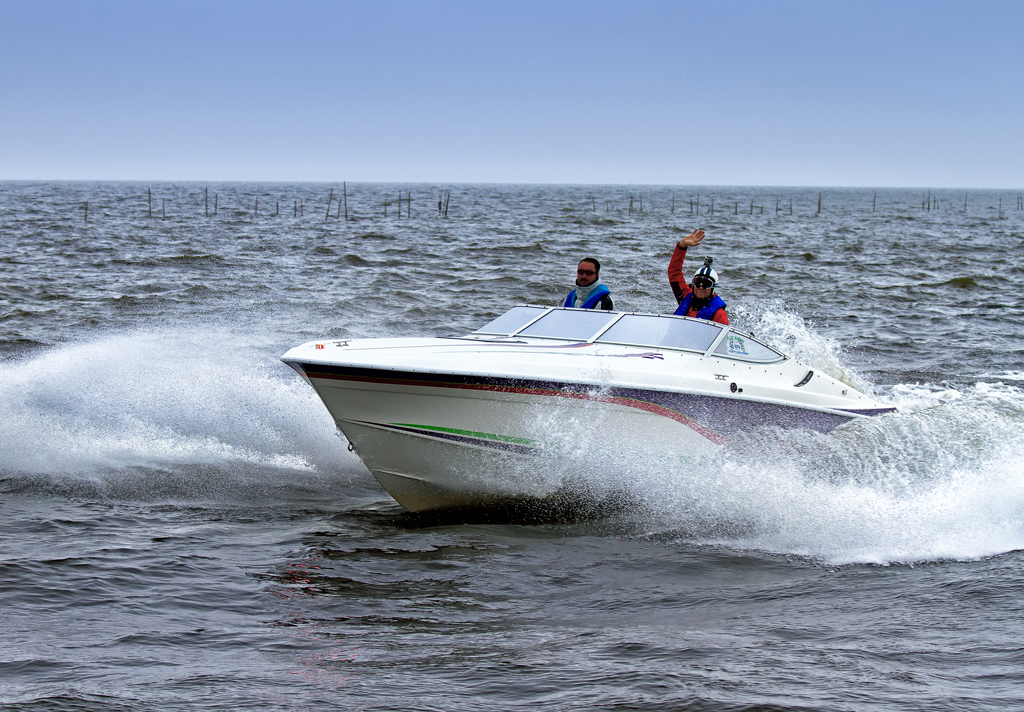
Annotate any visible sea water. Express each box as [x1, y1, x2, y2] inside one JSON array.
[[1, 182, 1023, 710]]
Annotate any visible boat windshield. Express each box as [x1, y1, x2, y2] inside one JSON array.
[[517, 309, 618, 340], [712, 332, 784, 363], [595, 314, 722, 353], [469, 307, 784, 362], [473, 306, 547, 335]]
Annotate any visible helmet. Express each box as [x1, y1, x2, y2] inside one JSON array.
[[692, 257, 719, 289]]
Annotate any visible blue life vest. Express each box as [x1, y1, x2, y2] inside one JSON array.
[[564, 284, 610, 310], [673, 293, 726, 321]]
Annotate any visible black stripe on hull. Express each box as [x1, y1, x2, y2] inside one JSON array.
[[346, 420, 540, 455]]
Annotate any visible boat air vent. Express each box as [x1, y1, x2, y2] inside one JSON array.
[[795, 370, 814, 387]]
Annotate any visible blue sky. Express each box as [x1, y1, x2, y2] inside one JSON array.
[[2, 0, 1021, 187]]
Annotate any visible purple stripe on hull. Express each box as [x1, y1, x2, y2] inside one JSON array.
[[291, 362, 890, 438], [606, 384, 855, 435]]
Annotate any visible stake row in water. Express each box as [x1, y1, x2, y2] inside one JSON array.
[[72, 189, 1023, 222]]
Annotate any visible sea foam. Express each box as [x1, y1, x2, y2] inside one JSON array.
[[0, 327, 344, 476]]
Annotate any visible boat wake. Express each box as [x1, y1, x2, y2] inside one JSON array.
[[614, 379, 1024, 565], [4, 324, 1023, 565], [0, 328, 345, 484]]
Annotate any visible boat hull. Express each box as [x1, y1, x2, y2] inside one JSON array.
[[290, 361, 870, 512]]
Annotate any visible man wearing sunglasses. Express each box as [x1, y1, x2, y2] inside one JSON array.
[[667, 229, 729, 325], [564, 257, 614, 310]]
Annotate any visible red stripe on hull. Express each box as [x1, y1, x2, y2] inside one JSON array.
[[305, 371, 728, 445]]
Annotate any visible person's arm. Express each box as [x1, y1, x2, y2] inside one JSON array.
[[599, 293, 614, 311], [668, 245, 690, 304], [668, 229, 704, 304], [711, 308, 729, 326]]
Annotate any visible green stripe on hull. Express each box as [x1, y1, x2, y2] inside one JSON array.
[[391, 423, 539, 446]]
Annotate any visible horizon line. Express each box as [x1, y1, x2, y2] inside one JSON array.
[[1, 178, 1021, 192]]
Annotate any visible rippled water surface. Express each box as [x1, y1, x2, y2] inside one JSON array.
[[1, 182, 1023, 710]]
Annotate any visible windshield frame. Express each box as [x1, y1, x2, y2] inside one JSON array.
[[466, 306, 785, 363]]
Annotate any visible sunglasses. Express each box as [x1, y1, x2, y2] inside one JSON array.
[[577, 269, 597, 276]]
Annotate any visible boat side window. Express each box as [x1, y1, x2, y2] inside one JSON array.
[[473, 306, 548, 336], [516, 309, 618, 341], [713, 332, 784, 363], [596, 314, 722, 352]]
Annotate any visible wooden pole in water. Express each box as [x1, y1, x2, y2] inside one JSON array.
[[873, 191, 876, 211], [326, 189, 333, 219], [750, 199, 753, 215], [215, 194, 218, 216], [671, 194, 675, 213], [84, 200, 88, 222], [629, 196, 633, 216], [294, 200, 297, 217], [817, 193, 821, 214], [336, 194, 342, 219], [148, 187, 152, 217], [205, 188, 209, 217], [276, 201, 279, 217], [162, 198, 166, 219], [776, 198, 779, 215], [343, 182, 348, 220], [734, 201, 738, 215], [443, 190, 450, 217], [255, 197, 258, 216], [709, 197, 712, 214], [964, 193, 967, 213], [640, 197, 643, 213]]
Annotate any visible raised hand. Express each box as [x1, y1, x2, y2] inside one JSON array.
[[677, 228, 705, 249]]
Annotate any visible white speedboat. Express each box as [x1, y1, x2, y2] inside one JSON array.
[[282, 306, 894, 513]]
